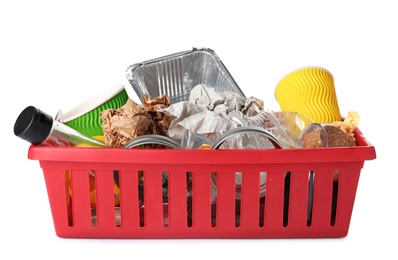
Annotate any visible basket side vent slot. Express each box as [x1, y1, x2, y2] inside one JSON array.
[[64, 170, 73, 227], [211, 172, 217, 227], [283, 171, 291, 227], [307, 171, 315, 226], [331, 170, 340, 226], [187, 172, 193, 227], [139, 171, 145, 227]]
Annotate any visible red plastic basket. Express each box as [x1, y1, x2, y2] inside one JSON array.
[[28, 128, 376, 239]]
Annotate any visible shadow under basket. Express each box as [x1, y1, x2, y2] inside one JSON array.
[[28, 128, 376, 239]]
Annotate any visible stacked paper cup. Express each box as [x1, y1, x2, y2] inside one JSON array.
[[275, 66, 341, 123]]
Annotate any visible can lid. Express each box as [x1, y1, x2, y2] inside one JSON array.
[[14, 106, 53, 145], [124, 134, 182, 149], [211, 126, 282, 149]]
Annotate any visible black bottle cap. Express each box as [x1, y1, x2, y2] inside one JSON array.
[[14, 106, 53, 145]]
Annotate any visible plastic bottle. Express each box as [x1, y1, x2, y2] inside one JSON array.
[[14, 106, 108, 147]]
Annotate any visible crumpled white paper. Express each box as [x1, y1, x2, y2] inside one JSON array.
[[160, 84, 266, 147]]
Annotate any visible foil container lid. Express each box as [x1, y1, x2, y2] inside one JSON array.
[[126, 47, 245, 104]]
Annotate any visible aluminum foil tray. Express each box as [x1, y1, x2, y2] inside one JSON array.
[[125, 47, 245, 104]]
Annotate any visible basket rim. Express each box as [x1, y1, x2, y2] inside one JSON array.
[[27, 128, 376, 165]]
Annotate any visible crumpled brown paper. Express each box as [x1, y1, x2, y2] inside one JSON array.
[[331, 111, 360, 141], [99, 94, 172, 148]]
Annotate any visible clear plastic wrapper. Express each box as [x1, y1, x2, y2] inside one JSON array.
[[258, 110, 315, 148]]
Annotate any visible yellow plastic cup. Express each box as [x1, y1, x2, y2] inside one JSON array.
[[275, 67, 341, 123]]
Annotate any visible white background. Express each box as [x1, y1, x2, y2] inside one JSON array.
[[1, 0, 394, 259]]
